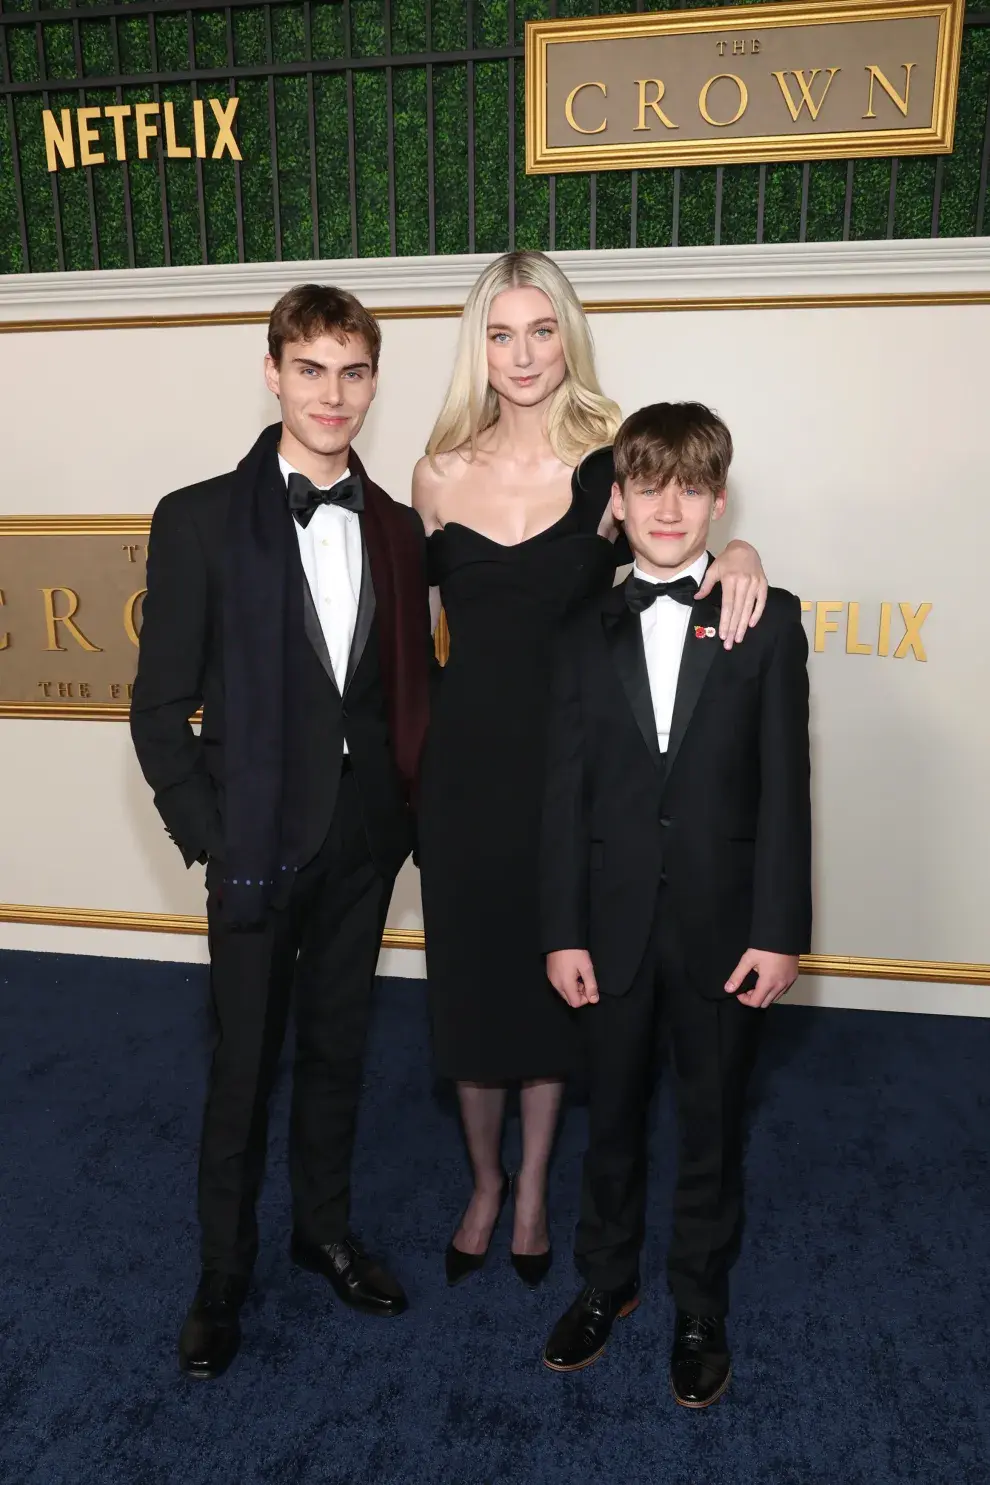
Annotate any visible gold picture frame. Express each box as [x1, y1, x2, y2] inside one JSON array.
[[525, 0, 966, 174]]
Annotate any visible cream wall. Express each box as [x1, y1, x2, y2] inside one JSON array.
[[0, 240, 988, 1010]]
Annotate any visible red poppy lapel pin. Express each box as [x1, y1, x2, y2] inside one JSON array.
[[694, 625, 717, 640]]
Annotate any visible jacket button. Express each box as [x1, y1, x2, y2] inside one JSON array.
[[659, 816, 671, 828]]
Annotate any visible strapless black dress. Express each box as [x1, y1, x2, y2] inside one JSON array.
[[419, 448, 620, 1081]]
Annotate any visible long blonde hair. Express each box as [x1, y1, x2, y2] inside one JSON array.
[[427, 251, 621, 468]]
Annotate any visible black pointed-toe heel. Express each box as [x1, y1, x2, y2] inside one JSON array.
[[510, 1247, 553, 1287], [508, 1173, 552, 1286], [445, 1172, 510, 1287]]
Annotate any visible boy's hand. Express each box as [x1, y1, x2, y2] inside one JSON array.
[[725, 949, 800, 1008], [697, 540, 768, 649], [547, 950, 599, 1008]]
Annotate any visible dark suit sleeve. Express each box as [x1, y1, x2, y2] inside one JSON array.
[[750, 596, 812, 953], [540, 623, 591, 952], [130, 493, 222, 868]]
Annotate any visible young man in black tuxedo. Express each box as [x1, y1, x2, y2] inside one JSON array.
[[540, 402, 811, 1406], [131, 286, 433, 1379]]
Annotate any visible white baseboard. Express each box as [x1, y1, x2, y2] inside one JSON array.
[[1, 924, 986, 1015], [2, 239, 989, 323]]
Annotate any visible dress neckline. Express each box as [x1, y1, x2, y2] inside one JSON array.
[[428, 468, 579, 550]]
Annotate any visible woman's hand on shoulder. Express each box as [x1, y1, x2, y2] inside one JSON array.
[[697, 540, 768, 649]]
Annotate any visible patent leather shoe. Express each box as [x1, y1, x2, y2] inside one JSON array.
[[542, 1277, 640, 1372], [178, 1269, 249, 1380], [290, 1232, 408, 1317], [445, 1172, 510, 1286], [669, 1311, 732, 1408]]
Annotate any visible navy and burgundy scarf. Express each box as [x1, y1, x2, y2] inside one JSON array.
[[221, 422, 429, 927]]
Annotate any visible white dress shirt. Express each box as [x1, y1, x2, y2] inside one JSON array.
[[634, 552, 711, 753], [279, 453, 363, 699]]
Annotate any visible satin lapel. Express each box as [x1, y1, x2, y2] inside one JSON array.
[[663, 589, 721, 788], [301, 573, 340, 695], [603, 588, 664, 774], [343, 523, 376, 695]]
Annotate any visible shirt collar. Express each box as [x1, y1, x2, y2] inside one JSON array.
[[632, 551, 711, 589], [278, 452, 350, 492]]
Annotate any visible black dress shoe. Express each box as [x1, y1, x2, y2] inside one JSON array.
[[178, 1270, 249, 1380], [290, 1232, 408, 1317], [669, 1312, 732, 1408], [445, 1172, 510, 1286], [510, 1247, 553, 1286], [542, 1277, 640, 1372]]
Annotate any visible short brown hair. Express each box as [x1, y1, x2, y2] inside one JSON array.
[[267, 284, 382, 371], [613, 401, 732, 493]]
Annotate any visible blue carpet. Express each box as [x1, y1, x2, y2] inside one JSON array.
[[1, 948, 988, 1485]]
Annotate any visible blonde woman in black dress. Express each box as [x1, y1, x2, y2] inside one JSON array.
[[412, 251, 768, 1286]]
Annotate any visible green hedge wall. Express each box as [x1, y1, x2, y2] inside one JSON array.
[[1, 0, 988, 274]]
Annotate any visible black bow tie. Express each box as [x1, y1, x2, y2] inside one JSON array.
[[286, 471, 364, 527], [625, 573, 699, 614]]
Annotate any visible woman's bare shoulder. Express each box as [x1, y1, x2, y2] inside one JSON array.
[[412, 451, 470, 532]]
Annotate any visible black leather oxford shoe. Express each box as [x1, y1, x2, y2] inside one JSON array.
[[178, 1270, 249, 1380], [669, 1311, 732, 1408], [290, 1232, 408, 1317], [542, 1277, 640, 1372]]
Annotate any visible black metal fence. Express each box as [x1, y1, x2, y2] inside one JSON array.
[[0, 0, 988, 273]]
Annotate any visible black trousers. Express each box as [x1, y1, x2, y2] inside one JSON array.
[[200, 771, 392, 1277], [574, 899, 763, 1315]]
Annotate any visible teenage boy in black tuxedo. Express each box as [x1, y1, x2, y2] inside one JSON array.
[[131, 286, 433, 1379], [540, 402, 811, 1406]]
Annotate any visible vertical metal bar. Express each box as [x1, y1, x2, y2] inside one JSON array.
[[73, 16, 100, 268], [0, 16, 32, 271], [842, 159, 854, 241], [549, 173, 556, 251], [36, 20, 65, 270], [466, 0, 475, 254], [187, 12, 208, 264], [384, 0, 396, 257], [977, 87, 990, 237], [147, 11, 171, 266], [425, 0, 435, 254], [304, 0, 319, 258], [756, 163, 766, 244], [886, 157, 898, 239], [226, 7, 245, 262], [799, 161, 810, 243], [425, 62, 436, 254], [264, 5, 281, 260], [227, 6, 246, 261], [507, 56, 515, 250], [110, 17, 135, 268], [930, 154, 945, 238], [507, 0, 515, 251], [629, 168, 637, 249], [589, 172, 597, 251], [714, 164, 723, 246], [344, 45, 357, 252], [671, 167, 680, 247]]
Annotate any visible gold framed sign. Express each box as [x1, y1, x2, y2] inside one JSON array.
[[525, 0, 965, 174], [0, 516, 150, 719], [0, 515, 451, 719]]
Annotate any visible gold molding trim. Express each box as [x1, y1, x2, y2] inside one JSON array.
[[1, 290, 990, 336], [0, 306, 464, 334], [0, 902, 986, 982], [525, 0, 965, 174], [0, 902, 424, 952], [0, 514, 152, 536]]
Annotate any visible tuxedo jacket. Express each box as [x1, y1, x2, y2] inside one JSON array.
[[130, 454, 431, 889], [540, 567, 812, 999]]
